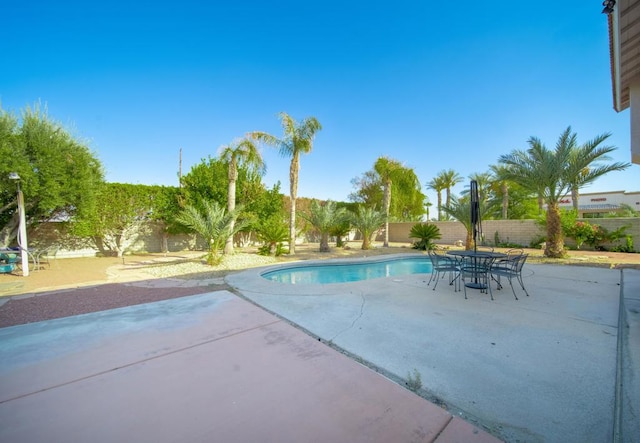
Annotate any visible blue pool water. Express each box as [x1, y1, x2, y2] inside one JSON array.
[[262, 257, 433, 284]]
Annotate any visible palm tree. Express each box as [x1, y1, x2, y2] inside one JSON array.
[[349, 206, 385, 250], [301, 200, 348, 252], [442, 196, 480, 250], [175, 201, 247, 265], [467, 172, 492, 202], [440, 169, 463, 208], [489, 164, 512, 219], [374, 156, 403, 247], [250, 112, 322, 255], [565, 129, 629, 212], [499, 128, 573, 257], [427, 175, 447, 221], [219, 138, 265, 254]]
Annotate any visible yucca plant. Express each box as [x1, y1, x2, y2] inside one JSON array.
[[409, 223, 441, 250]]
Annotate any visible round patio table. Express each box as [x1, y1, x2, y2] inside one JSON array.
[[447, 250, 507, 290]]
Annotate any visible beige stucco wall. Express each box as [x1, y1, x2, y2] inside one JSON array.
[[386, 218, 640, 252], [25, 218, 640, 256]]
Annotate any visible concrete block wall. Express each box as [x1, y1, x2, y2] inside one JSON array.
[[387, 218, 640, 251], [21, 218, 640, 256]]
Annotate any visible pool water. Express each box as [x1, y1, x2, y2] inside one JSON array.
[[262, 257, 433, 284]]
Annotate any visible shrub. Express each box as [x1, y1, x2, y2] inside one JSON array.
[[256, 216, 289, 256], [409, 223, 441, 250]]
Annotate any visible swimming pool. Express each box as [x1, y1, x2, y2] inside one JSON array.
[[261, 256, 432, 284]]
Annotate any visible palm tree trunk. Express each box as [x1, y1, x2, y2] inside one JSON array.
[[320, 233, 329, 252], [465, 227, 473, 250], [571, 186, 579, 213], [545, 202, 565, 258], [289, 153, 299, 255], [224, 164, 237, 255], [437, 192, 442, 221], [501, 183, 508, 219], [361, 232, 370, 250], [537, 194, 544, 214], [383, 181, 391, 247]]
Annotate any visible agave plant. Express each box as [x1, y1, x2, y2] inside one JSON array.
[[408, 223, 442, 250]]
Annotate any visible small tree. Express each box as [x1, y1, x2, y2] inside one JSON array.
[[255, 215, 289, 256], [442, 196, 492, 250], [349, 206, 385, 250], [175, 201, 246, 265], [0, 104, 104, 247], [301, 200, 348, 252]]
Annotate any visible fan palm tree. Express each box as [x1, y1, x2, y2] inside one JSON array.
[[427, 175, 447, 221], [219, 138, 265, 254], [565, 130, 629, 212], [349, 206, 385, 250], [250, 112, 322, 255], [374, 156, 403, 247], [175, 201, 247, 265], [301, 200, 348, 252]]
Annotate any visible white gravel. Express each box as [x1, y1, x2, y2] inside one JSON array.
[[141, 253, 279, 279]]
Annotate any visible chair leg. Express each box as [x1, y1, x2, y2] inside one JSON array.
[[485, 272, 494, 300], [516, 274, 529, 297], [507, 277, 519, 300], [432, 271, 441, 290]]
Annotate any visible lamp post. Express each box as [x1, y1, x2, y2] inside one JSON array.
[[9, 173, 29, 277]]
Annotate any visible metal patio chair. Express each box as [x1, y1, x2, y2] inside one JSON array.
[[490, 253, 530, 300], [427, 249, 460, 291], [459, 254, 495, 300]]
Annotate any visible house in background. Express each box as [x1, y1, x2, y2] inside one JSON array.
[[604, 0, 640, 164], [557, 190, 640, 217]]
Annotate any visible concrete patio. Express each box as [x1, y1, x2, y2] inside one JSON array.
[[0, 256, 637, 442]]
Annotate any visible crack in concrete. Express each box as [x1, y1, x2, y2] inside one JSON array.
[[329, 291, 366, 343]]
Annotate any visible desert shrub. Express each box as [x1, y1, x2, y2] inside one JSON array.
[[409, 223, 441, 250]]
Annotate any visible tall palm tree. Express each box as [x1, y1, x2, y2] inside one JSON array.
[[250, 112, 322, 255], [374, 156, 403, 247], [219, 138, 265, 254], [440, 169, 463, 209], [427, 175, 447, 221], [349, 206, 385, 250], [489, 164, 512, 219], [301, 200, 348, 252], [461, 172, 493, 203], [565, 129, 629, 212], [499, 128, 575, 257]]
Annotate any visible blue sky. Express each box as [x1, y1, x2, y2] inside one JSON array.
[[3, 0, 638, 206]]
